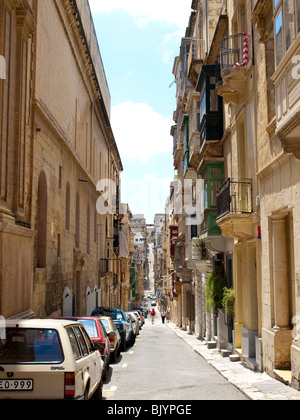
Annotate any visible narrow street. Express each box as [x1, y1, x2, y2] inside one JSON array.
[[103, 310, 247, 401]]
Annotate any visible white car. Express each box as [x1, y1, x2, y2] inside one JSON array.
[[0, 319, 103, 400], [126, 312, 139, 336], [130, 311, 142, 329]]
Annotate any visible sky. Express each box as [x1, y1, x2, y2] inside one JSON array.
[[88, 0, 192, 224]]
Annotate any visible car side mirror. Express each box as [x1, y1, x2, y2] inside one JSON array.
[[94, 342, 105, 351]]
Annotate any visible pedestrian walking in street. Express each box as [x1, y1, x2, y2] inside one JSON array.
[[161, 310, 166, 324], [151, 308, 156, 324]]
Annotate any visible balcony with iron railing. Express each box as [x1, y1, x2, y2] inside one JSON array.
[[217, 178, 253, 220], [216, 33, 253, 105]]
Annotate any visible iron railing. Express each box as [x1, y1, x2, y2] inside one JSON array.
[[219, 33, 251, 73], [217, 178, 253, 219]]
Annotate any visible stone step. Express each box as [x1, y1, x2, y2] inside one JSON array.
[[229, 354, 241, 362], [221, 349, 231, 358], [207, 341, 217, 349]]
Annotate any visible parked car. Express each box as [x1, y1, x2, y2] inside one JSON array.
[[140, 307, 149, 318], [130, 311, 142, 329], [126, 312, 139, 337], [56, 317, 110, 380], [99, 316, 121, 363], [133, 309, 145, 326], [0, 319, 103, 400], [91, 307, 133, 350]]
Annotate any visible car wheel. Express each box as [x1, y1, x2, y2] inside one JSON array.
[[121, 339, 127, 351], [92, 380, 103, 401], [129, 333, 136, 347], [111, 351, 117, 363], [102, 364, 107, 381], [84, 386, 89, 400]]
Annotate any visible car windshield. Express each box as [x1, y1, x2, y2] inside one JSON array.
[[112, 312, 123, 321], [0, 328, 64, 364], [100, 319, 110, 331], [77, 319, 98, 338]]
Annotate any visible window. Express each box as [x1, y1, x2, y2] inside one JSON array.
[[100, 318, 110, 332], [0, 328, 63, 364], [66, 327, 81, 360], [200, 88, 206, 123], [80, 327, 94, 354], [99, 321, 108, 339], [284, 0, 296, 49], [275, 10, 283, 66], [0, 55, 5, 80], [73, 326, 88, 357], [183, 116, 191, 172], [209, 77, 219, 112], [65, 183, 70, 230], [78, 319, 98, 339], [274, 0, 298, 66], [59, 166, 62, 189], [37, 171, 48, 268]]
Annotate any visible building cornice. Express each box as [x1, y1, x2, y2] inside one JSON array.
[[65, 0, 123, 172]]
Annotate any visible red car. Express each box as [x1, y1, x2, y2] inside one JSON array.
[[55, 317, 111, 380]]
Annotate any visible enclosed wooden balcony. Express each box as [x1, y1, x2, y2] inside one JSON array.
[[196, 65, 224, 156], [187, 39, 205, 88]]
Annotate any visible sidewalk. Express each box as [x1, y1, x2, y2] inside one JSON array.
[[166, 322, 300, 400]]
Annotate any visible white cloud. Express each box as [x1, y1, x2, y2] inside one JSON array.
[[88, 0, 191, 30], [111, 102, 172, 163], [121, 172, 172, 222]]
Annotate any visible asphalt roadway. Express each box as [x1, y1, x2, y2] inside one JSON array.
[[103, 311, 247, 401]]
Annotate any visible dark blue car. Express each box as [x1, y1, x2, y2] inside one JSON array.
[[91, 307, 134, 350]]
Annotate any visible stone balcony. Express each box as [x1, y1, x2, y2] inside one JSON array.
[[216, 33, 253, 105]]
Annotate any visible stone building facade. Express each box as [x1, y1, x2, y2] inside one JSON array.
[[0, 0, 124, 320], [166, 0, 300, 391]]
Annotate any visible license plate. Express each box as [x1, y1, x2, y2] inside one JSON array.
[[0, 379, 34, 391]]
